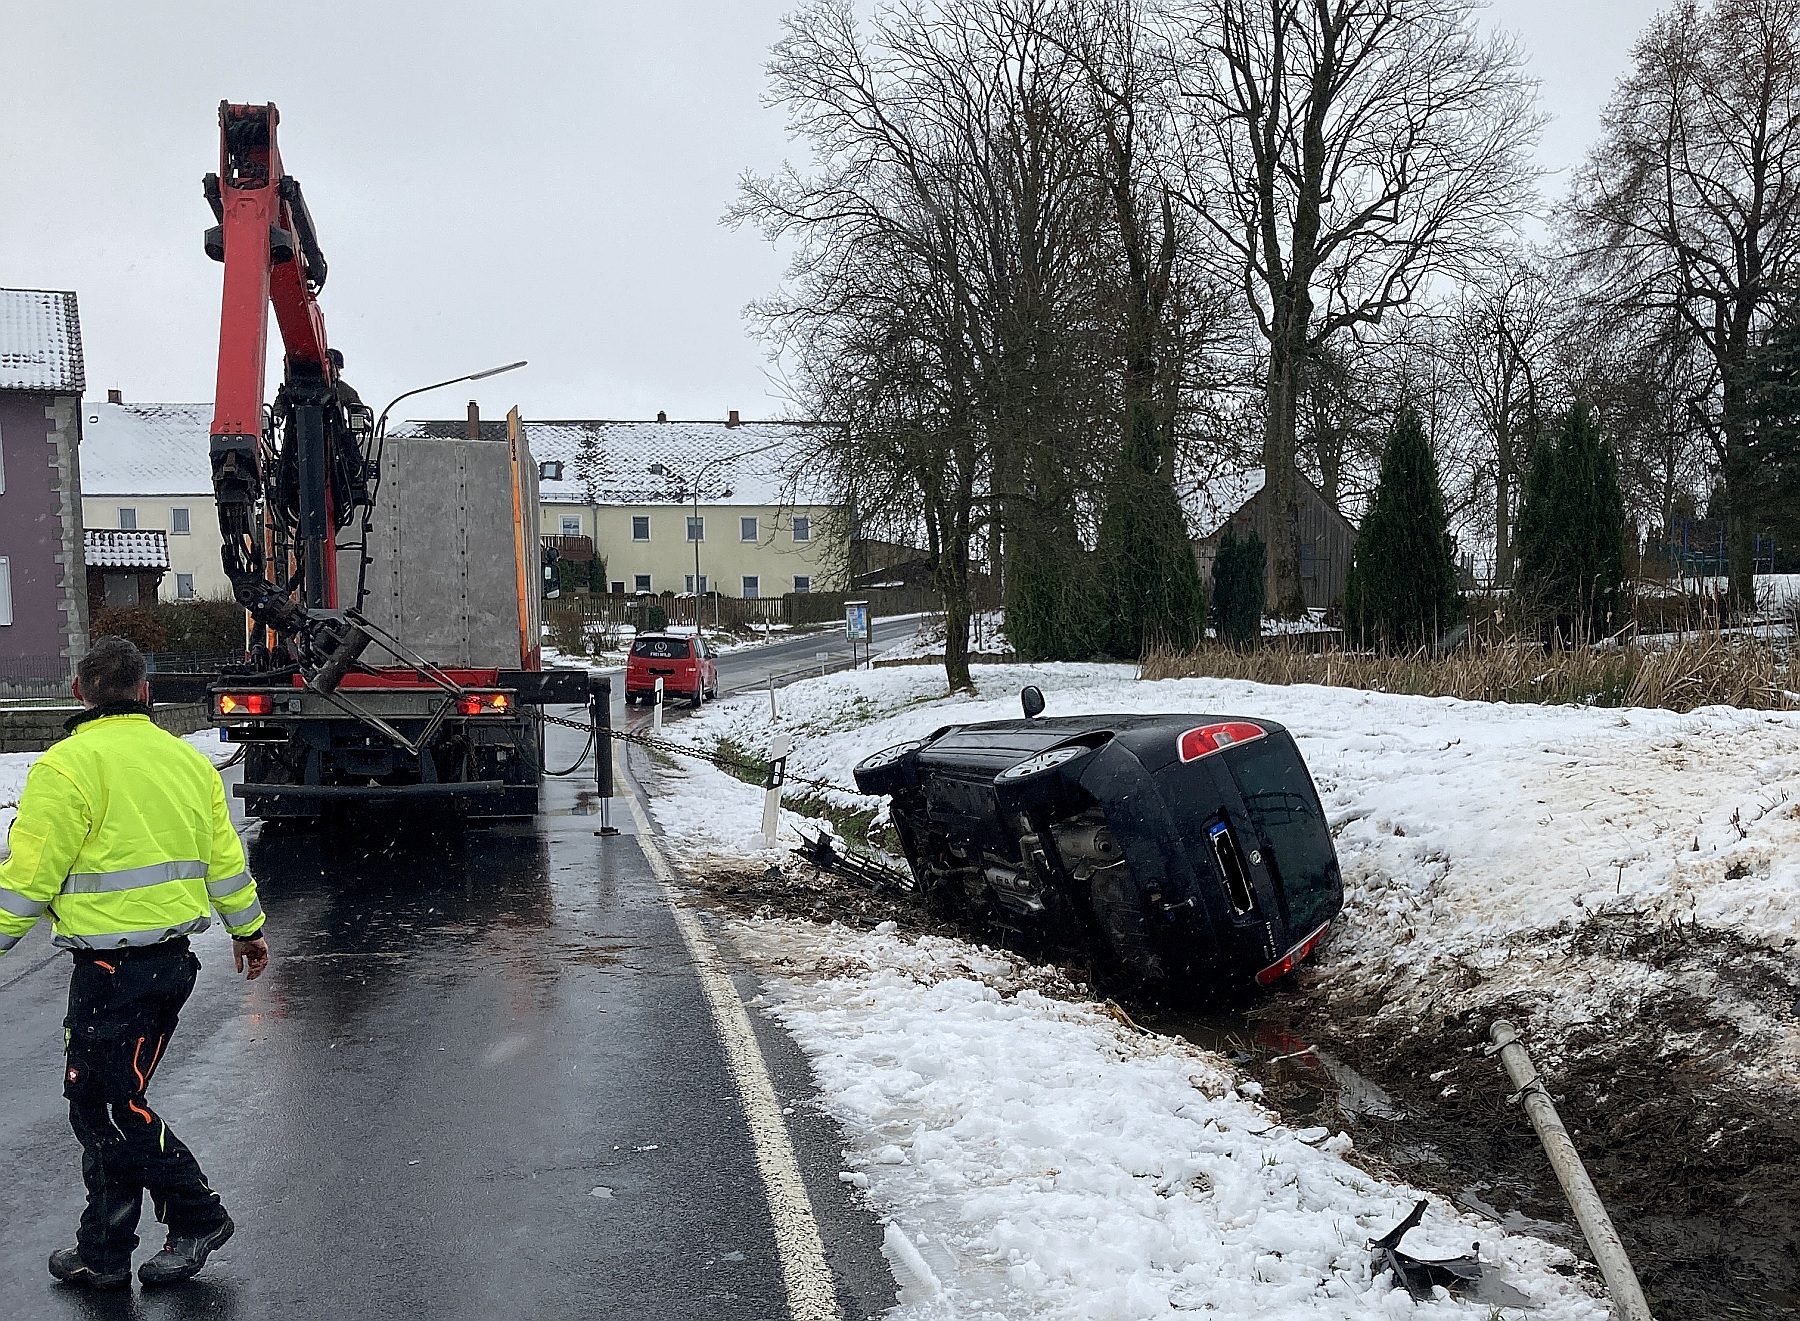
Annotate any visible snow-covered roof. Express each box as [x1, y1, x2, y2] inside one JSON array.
[[394, 418, 835, 508], [1183, 466, 1265, 540], [0, 288, 84, 393], [79, 402, 214, 496], [85, 528, 170, 569]]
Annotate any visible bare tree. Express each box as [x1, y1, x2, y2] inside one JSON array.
[[1575, 0, 1800, 607], [1450, 255, 1561, 584], [1174, 0, 1538, 613]]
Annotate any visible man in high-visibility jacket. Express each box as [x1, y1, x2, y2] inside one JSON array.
[[0, 637, 270, 1291]]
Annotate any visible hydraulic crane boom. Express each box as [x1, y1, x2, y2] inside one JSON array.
[[203, 101, 372, 674]]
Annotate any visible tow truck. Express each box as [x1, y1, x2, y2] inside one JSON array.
[[153, 102, 590, 820]]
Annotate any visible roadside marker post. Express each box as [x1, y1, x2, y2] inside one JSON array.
[[653, 677, 664, 734], [768, 672, 778, 719], [759, 734, 792, 848]]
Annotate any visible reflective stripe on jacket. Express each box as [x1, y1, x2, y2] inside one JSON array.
[[0, 710, 262, 954]]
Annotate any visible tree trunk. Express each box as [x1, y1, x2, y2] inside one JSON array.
[[1263, 341, 1307, 617]]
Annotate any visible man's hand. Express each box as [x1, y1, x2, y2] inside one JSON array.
[[233, 935, 270, 981]]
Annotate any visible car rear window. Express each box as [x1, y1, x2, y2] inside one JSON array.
[[1228, 735, 1337, 934], [631, 638, 691, 659]]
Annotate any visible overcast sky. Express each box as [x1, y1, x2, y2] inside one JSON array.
[[0, 1, 1653, 424]]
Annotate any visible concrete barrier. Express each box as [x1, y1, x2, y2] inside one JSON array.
[[0, 703, 212, 754]]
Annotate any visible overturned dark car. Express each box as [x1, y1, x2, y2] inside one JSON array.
[[852, 693, 1343, 1000]]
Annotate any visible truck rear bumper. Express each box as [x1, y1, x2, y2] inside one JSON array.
[[235, 780, 509, 799]]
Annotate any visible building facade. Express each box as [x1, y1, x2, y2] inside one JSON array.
[[0, 288, 89, 678], [78, 399, 227, 603], [1189, 467, 1358, 613], [399, 413, 841, 599]]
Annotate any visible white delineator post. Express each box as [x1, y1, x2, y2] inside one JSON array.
[[768, 672, 778, 719], [1487, 1020, 1653, 1321], [653, 676, 664, 734], [759, 734, 792, 848]]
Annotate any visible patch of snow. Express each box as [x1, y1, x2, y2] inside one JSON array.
[[738, 916, 1608, 1320]]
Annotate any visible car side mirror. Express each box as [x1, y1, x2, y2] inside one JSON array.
[[1021, 685, 1046, 719]]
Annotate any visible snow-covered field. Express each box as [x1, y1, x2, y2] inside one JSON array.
[[636, 660, 1800, 1314]]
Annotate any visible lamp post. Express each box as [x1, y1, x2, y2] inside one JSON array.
[[373, 360, 527, 441]]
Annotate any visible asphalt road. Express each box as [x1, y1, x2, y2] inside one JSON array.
[[710, 616, 925, 699], [0, 717, 894, 1319]]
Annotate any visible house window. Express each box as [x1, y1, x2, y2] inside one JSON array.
[[685, 574, 710, 593], [632, 516, 651, 541], [539, 460, 564, 482], [1300, 541, 1318, 583], [610, 580, 625, 594], [118, 507, 137, 530], [793, 576, 811, 594], [0, 556, 11, 625], [687, 516, 704, 542], [740, 516, 759, 542], [634, 574, 652, 593], [560, 515, 582, 537], [741, 575, 760, 599], [176, 573, 196, 600], [792, 516, 811, 542], [171, 507, 191, 535]]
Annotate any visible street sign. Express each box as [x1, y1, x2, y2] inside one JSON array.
[[845, 601, 870, 641]]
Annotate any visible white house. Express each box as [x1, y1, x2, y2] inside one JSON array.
[[78, 398, 225, 602]]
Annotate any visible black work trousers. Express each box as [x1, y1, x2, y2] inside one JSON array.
[[63, 940, 226, 1274]]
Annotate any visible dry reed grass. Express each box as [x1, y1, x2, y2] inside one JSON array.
[[1142, 633, 1798, 713]]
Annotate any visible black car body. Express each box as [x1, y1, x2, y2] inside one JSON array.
[[853, 711, 1343, 998]]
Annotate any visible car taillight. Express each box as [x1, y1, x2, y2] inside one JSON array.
[[1177, 721, 1266, 763], [216, 692, 273, 717], [1256, 920, 1332, 986], [455, 692, 513, 716]]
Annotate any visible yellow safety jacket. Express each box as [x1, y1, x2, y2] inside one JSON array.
[[0, 705, 263, 955]]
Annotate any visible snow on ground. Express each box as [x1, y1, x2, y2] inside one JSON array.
[[643, 660, 1799, 1313], [736, 917, 1608, 1321], [664, 663, 1800, 1078]]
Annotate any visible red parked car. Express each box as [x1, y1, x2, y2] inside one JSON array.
[[625, 633, 718, 706]]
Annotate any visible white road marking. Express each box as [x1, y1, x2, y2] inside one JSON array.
[[622, 788, 841, 1321]]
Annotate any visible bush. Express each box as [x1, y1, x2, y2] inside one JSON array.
[[1211, 523, 1265, 647], [91, 606, 167, 653], [149, 599, 247, 654], [1515, 403, 1628, 642], [544, 606, 588, 655], [642, 601, 669, 633], [1343, 405, 1462, 651]]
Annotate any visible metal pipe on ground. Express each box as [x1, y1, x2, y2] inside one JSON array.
[[1487, 1019, 1654, 1321]]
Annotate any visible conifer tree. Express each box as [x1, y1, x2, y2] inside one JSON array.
[[1096, 432, 1206, 658], [1343, 405, 1462, 651], [1211, 522, 1265, 647], [1513, 404, 1628, 641]]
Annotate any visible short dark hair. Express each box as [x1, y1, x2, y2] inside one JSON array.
[[79, 636, 147, 706]]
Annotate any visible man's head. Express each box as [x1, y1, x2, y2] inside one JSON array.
[[74, 636, 148, 708]]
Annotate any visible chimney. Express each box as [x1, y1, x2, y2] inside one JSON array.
[[656, 409, 668, 423], [106, 388, 122, 405], [726, 409, 741, 428], [466, 399, 480, 439]]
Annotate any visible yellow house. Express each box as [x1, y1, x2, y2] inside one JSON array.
[[78, 398, 229, 602], [396, 412, 842, 599]]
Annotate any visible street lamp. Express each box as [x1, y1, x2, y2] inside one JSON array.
[[373, 360, 528, 439]]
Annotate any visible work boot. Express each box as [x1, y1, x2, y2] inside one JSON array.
[[48, 1246, 131, 1291], [137, 1215, 234, 1287]]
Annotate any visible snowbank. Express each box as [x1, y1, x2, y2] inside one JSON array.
[[740, 917, 1608, 1320]]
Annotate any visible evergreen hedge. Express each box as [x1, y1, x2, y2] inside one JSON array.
[[1513, 403, 1627, 641]]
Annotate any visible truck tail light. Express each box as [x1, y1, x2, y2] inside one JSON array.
[[216, 692, 273, 717], [455, 692, 513, 716], [1256, 920, 1332, 986]]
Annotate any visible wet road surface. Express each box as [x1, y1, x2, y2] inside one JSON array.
[[0, 719, 892, 1319]]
